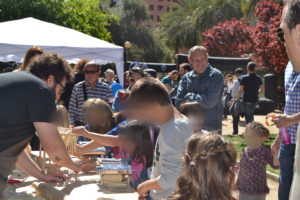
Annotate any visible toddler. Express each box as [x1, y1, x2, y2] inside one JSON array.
[[237, 122, 279, 200]]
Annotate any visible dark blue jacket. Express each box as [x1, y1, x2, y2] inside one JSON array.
[[175, 64, 224, 132]]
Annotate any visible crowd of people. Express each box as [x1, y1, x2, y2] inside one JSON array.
[[2, 1, 300, 200]]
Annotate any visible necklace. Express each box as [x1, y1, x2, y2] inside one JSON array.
[[244, 147, 261, 161]]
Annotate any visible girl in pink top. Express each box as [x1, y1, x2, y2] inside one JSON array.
[[115, 121, 153, 187], [73, 120, 153, 190]]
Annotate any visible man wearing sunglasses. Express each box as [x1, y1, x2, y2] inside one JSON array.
[[267, 1, 300, 199], [69, 61, 112, 126], [271, 1, 300, 200], [0, 53, 82, 195]]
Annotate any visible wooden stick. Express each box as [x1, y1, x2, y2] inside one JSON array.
[[42, 150, 46, 172], [32, 182, 69, 200]]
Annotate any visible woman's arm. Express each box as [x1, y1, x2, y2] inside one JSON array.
[[73, 127, 122, 147], [266, 148, 279, 169]]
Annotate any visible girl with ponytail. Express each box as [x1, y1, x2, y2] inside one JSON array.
[[168, 132, 237, 200]]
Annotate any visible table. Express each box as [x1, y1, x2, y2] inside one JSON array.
[[4, 172, 138, 200], [3, 151, 138, 200]]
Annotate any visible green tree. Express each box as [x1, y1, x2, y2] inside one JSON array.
[[159, 0, 243, 52], [0, 0, 113, 41], [108, 0, 172, 63]]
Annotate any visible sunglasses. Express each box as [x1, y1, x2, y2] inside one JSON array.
[[276, 28, 285, 43], [84, 70, 98, 74], [129, 78, 135, 83]]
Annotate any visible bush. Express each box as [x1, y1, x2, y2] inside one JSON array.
[[203, 19, 255, 57], [202, 0, 289, 74]]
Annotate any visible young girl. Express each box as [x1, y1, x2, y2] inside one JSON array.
[[54, 105, 71, 128], [179, 102, 206, 133], [73, 120, 153, 190], [82, 98, 115, 133], [237, 122, 279, 200], [76, 98, 116, 144], [168, 132, 237, 200]]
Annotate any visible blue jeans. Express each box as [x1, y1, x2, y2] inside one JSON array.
[[278, 143, 295, 200], [243, 102, 257, 124]]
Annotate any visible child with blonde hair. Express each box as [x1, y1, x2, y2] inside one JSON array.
[[82, 98, 115, 134], [54, 105, 71, 128], [179, 102, 205, 133], [237, 122, 279, 200]]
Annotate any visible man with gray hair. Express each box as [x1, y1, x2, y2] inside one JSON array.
[[175, 46, 224, 133], [69, 61, 112, 126], [104, 69, 116, 86]]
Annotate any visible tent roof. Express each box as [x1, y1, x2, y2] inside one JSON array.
[[0, 17, 120, 49], [0, 17, 124, 84]]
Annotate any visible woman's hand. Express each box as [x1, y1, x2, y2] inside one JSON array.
[[270, 114, 296, 128], [72, 126, 89, 137]]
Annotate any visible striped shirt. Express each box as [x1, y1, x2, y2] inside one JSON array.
[[285, 62, 300, 144], [69, 80, 112, 125]]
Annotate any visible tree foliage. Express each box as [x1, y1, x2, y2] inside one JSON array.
[[159, 0, 243, 52], [202, 0, 288, 74], [251, 0, 288, 73], [241, 0, 282, 21], [0, 0, 113, 41], [203, 19, 254, 57], [108, 0, 172, 63]]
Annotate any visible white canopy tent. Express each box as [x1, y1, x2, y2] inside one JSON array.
[[0, 17, 124, 85]]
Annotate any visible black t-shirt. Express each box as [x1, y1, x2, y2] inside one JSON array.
[[0, 71, 56, 153], [240, 73, 263, 103]]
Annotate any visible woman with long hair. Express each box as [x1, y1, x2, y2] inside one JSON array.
[[18, 46, 43, 70]]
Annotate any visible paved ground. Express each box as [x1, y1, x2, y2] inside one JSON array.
[[222, 112, 282, 200], [222, 111, 282, 136]]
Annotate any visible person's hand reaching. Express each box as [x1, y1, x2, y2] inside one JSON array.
[[72, 126, 89, 137], [270, 114, 296, 128], [137, 183, 149, 200], [39, 171, 68, 182]]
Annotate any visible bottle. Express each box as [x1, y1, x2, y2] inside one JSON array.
[[280, 127, 291, 145]]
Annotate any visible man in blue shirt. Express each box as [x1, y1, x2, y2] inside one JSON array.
[[175, 46, 224, 133], [234, 62, 264, 124]]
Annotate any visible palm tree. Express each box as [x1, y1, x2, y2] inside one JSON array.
[[159, 0, 243, 52], [159, 0, 203, 52]]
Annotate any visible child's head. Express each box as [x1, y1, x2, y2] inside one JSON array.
[[118, 120, 153, 168], [82, 98, 114, 133], [170, 132, 237, 200], [128, 77, 172, 124], [54, 105, 70, 128], [244, 122, 270, 147], [179, 102, 205, 132]]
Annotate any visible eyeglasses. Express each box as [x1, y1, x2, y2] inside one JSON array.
[[276, 28, 285, 43], [57, 82, 65, 93], [84, 70, 98, 74], [190, 58, 207, 63]]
